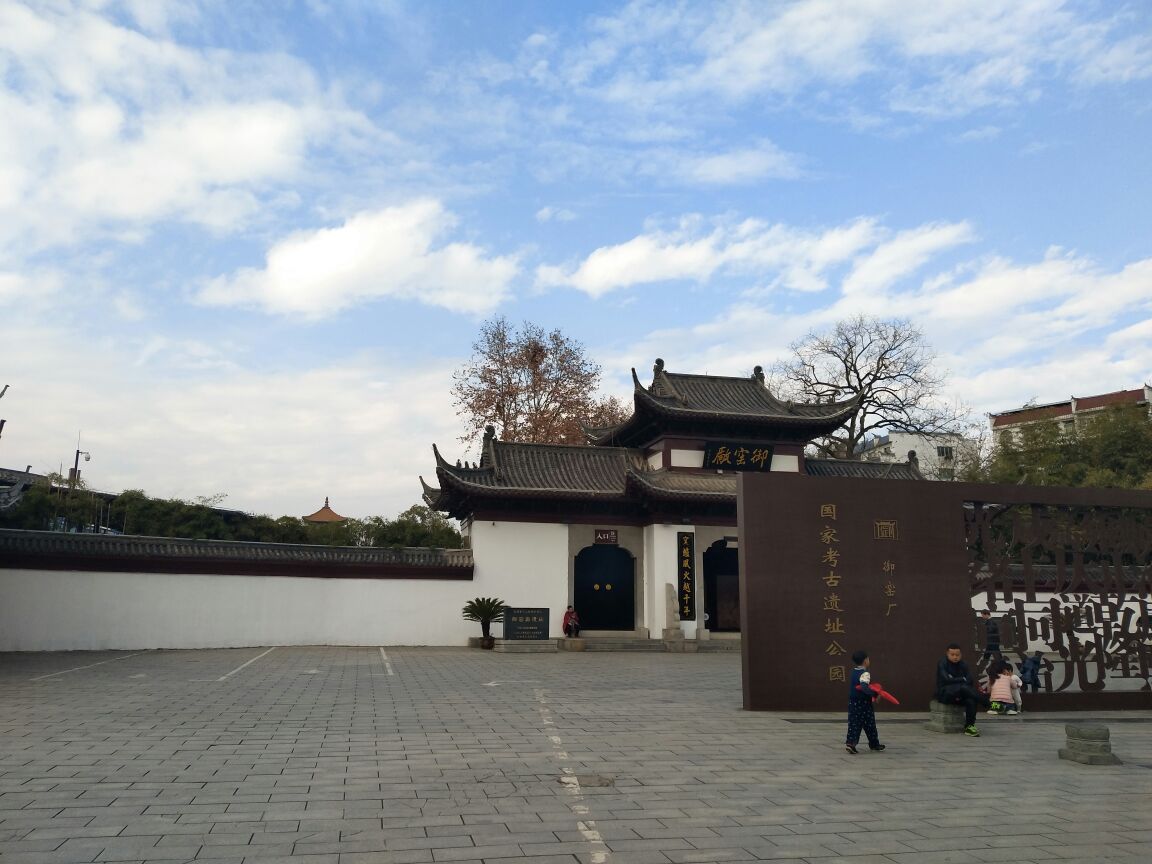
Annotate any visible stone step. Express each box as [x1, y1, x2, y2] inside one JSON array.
[[696, 639, 742, 652], [493, 639, 558, 653], [567, 638, 666, 652]]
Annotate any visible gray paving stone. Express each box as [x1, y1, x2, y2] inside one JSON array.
[[3, 648, 1152, 864], [336, 852, 433, 864]]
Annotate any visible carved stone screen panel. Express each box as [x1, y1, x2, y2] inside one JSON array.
[[966, 501, 1151, 695]]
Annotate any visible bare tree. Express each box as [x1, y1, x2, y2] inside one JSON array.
[[772, 315, 968, 459], [452, 317, 628, 445]]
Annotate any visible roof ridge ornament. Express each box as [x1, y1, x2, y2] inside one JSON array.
[[752, 365, 765, 384], [482, 424, 500, 478], [650, 357, 686, 404]]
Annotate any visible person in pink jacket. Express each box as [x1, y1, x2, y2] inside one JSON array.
[[988, 658, 1022, 715]]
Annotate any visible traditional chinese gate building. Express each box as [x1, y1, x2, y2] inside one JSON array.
[[423, 359, 921, 643]]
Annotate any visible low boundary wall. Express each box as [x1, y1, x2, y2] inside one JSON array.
[[0, 529, 479, 650]]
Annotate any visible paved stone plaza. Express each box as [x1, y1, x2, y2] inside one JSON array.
[[2, 647, 1150, 864]]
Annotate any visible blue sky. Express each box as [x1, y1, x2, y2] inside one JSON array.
[[2, 0, 1151, 519]]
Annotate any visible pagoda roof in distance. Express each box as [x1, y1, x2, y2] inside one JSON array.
[[303, 497, 347, 523]]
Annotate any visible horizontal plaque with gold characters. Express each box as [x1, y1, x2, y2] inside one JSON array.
[[703, 442, 774, 472]]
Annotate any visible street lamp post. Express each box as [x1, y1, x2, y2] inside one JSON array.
[[70, 448, 90, 488]]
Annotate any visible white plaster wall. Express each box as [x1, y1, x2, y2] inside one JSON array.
[[643, 523, 695, 638], [0, 568, 480, 651], [770, 454, 799, 472], [469, 520, 570, 637], [646, 451, 662, 469], [669, 449, 704, 468]]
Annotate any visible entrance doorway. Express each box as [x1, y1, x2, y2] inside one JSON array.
[[703, 538, 740, 631], [573, 545, 635, 630]]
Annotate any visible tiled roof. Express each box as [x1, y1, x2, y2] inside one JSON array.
[[425, 432, 924, 514], [641, 363, 857, 422], [430, 439, 640, 499], [587, 360, 858, 446], [805, 459, 923, 480], [625, 470, 737, 502], [303, 497, 346, 523], [990, 386, 1150, 427], [990, 401, 1072, 427], [0, 468, 41, 510], [1074, 388, 1148, 410], [652, 370, 854, 420], [0, 528, 472, 565], [0, 528, 473, 578]]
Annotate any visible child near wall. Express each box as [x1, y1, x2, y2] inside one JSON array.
[[845, 649, 886, 754], [988, 658, 1022, 715]]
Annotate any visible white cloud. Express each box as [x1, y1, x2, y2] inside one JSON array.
[[198, 199, 519, 318], [0, 3, 370, 256], [60, 102, 310, 224], [0, 313, 467, 519], [536, 206, 577, 222], [956, 125, 1002, 142], [557, 216, 1152, 421], [843, 222, 975, 295], [537, 214, 945, 298], [657, 141, 804, 185], [553, 0, 1152, 118]]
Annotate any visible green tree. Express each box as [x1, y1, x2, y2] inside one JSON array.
[[984, 405, 1152, 488], [354, 505, 463, 548], [1, 485, 463, 548]]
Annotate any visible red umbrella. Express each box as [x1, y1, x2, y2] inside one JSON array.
[[869, 682, 900, 705]]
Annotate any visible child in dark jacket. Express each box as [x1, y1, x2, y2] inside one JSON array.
[[845, 650, 885, 754], [1019, 651, 1043, 693]]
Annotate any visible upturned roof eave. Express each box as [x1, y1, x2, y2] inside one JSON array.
[[623, 469, 737, 503], [433, 465, 626, 501], [592, 394, 856, 449], [635, 385, 858, 424]]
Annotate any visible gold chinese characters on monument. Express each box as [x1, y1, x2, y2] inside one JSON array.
[[819, 506, 906, 684], [820, 504, 847, 682]]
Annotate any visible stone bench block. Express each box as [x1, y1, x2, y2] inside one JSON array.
[[924, 699, 965, 733], [1059, 723, 1122, 765]]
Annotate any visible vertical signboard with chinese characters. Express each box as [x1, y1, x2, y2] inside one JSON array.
[[737, 472, 971, 712], [677, 532, 696, 620]]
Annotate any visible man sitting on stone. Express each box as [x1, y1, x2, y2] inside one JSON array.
[[936, 642, 991, 737], [562, 605, 581, 638]]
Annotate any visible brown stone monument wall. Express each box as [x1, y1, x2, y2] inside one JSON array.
[[738, 474, 1152, 712], [738, 473, 971, 711]]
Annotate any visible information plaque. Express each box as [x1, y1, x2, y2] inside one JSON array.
[[503, 607, 550, 640]]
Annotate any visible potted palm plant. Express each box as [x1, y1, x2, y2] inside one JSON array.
[[462, 597, 507, 649]]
